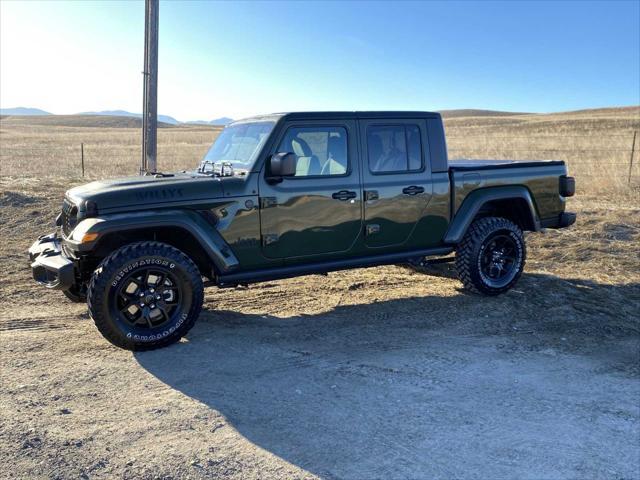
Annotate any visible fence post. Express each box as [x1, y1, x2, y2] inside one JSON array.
[[629, 131, 637, 184], [81, 143, 85, 177]]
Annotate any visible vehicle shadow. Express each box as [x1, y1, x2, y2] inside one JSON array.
[[135, 273, 639, 478]]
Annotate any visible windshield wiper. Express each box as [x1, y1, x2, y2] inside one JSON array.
[[198, 160, 244, 177], [143, 170, 174, 178]]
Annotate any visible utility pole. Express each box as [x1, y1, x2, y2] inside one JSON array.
[[141, 0, 159, 175]]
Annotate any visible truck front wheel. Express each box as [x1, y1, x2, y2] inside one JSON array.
[[87, 241, 204, 350], [455, 217, 526, 295]]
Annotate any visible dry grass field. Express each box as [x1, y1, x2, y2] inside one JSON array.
[[0, 108, 639, 479], [1, 106, 639, 190]]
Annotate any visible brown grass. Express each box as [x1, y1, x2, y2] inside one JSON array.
[[0, 110, 638, 479], [444, 106, 640, 192], [0, 116, 222, 178], [1, 108, 638, 193]]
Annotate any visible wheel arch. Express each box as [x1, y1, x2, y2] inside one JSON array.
[[71, 210, 239, 278], [91, 227, 213, 278], [444, 186, 540, 244]]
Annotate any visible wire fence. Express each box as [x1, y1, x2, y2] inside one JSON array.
[[1, 132, 638, 184]]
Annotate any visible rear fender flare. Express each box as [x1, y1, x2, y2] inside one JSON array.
[[67, 209, 239, 273], [444, 186, 540, 244]]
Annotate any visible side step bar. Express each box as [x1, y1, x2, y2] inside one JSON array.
[[216, 246, 454, 288]]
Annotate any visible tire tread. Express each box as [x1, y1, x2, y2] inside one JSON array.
[[87, 241, 203, 351], [455, 217, 526, 295]]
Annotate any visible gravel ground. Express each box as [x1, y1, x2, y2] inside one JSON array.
[[1, 179, 639, 479]]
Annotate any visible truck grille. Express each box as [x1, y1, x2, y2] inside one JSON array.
[[61, 199, 78, 236]]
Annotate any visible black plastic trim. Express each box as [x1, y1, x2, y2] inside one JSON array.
[[449, 160, 565, 172], [540, 212, 577, 229], [217, 246, 453, 287], [66, 212, 240, 273], [444, 186, 541, 244]]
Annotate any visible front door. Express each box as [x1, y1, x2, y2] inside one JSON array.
[[359, 119, 433, 248], [259, 120, 362, 259]]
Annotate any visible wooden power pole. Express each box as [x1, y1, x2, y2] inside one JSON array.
[[141, 0, 159, 174]]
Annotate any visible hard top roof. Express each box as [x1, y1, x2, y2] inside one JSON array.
[[231, 111, 441, 124]]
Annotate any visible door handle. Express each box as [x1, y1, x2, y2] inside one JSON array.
[[402, 185, 425, 195], [332, 190, 357, 201]]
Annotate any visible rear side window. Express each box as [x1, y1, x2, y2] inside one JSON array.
[[368, 125, 423, 173], [277, 126, 348, 177]]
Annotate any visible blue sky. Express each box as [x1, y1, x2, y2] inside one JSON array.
[[1, 0, 638, 120]]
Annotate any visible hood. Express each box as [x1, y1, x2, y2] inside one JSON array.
[[66, 172, 227, 213]]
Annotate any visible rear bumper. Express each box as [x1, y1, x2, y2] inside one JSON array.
[[29, 233, 75, 290], [540, 212, 577, 229]]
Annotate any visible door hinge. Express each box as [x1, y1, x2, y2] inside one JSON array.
[[366, 224, 380, 236], [260, 197, 277, 209], [364, 190, 379, 201], [262, 234, 279, 246]]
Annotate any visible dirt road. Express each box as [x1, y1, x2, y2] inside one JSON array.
[[1, 180, 639, 479]]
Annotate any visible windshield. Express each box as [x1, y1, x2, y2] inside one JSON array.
[[201, 121, 275, 171]]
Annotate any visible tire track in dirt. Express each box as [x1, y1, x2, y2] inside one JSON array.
[[0, 316, 84, 332]]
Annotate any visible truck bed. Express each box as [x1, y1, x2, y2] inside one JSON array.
[[448, 158, 569, 223]]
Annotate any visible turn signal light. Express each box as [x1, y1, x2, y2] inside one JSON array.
[[81, 232, 99, 243]]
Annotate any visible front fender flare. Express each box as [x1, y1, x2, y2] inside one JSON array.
[[444, 186, 540, 244], [66, 209, 239, 273]]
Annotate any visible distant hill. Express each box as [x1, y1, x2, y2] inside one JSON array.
[[79, 110, 232, 125], [438, 109, 530, 118], [0, 107, 52, 116], [0, 114, 175, 128], [186, 117, 233, 126], [80, 110, 179, 125], [210, 117, 233, 125], [543, 105, 640, 116]]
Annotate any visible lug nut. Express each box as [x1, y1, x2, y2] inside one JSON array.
[[155, 295, 161, 300], [139, 293, 144, 297], [150, 288, 155, 293], [139, 303, 144, 308]]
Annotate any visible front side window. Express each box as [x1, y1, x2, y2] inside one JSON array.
[[277, 126, 348, 177], [368, 125, 423, 173], [201, 121, 274, 171]]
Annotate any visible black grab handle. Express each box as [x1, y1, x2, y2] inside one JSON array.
[[402, 185, 425, 195], [332, 190, 357, 201]]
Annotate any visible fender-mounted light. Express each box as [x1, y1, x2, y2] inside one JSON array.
[[81, 232, 99, 243], [85, 200, 98, 217]]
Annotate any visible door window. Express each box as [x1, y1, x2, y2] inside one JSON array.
[[277, 126, 348, 177], [367, 125, 423, 174]]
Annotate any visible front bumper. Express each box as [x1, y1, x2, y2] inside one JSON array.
[[29, 233, 75, 290]]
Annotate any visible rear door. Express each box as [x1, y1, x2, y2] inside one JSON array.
[[258, 120, 362, 259], [359, 118, 433, 248]]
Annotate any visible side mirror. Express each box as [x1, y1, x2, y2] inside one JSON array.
[[268, 152, 297, 179]]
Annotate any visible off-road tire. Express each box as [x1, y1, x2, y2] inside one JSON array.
[[455, 217, 526, 295], [87, 241, 204, 350]]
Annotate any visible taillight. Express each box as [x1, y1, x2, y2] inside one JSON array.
[[560, 175, 575, 197]]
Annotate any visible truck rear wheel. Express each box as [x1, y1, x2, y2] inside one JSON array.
[[87, 241, 203, 350], [455, 217, 526, 295]]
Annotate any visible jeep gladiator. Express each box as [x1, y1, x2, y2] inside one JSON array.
[[29, 112, 576, 350]]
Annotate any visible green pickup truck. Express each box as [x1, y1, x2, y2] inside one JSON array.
[[29, 111, 575, 350]]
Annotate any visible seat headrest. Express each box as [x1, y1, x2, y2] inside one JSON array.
[[291, 136, 312, 157]]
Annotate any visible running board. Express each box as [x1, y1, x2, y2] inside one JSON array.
[[216, 247, 454, 287]]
